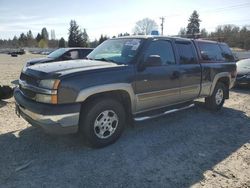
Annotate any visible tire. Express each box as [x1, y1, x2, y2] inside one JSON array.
[[0, 86, 13, 100], [205, 82, 226, 111], [79, 98, 126, 148]]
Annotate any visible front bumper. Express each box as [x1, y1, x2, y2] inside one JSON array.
[[14, 88, 81, 134]]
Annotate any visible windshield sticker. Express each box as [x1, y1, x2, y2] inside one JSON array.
[[125, 39, 140, 50]]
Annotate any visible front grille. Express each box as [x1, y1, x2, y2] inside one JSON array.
[[19, 73, 39, 100], [20, 87, 36, 99], [20, 73, 39, 86]]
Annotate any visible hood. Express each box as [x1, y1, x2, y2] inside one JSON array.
[[23, 59, 125, 79], [237, 65, 250, 76], [27, 57, 54, 65]]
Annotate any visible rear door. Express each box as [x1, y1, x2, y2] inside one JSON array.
[[135, 39, 181, 112], [174, 40, 202, 101]]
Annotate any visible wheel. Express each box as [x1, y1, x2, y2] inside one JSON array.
[[80, 98, 126, 148], [205, 82, 226, 111]]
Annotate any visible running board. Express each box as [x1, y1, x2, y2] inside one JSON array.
[[134, 104, 195, 121]]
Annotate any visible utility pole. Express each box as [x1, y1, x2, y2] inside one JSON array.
[[159, 17, 165, 35]]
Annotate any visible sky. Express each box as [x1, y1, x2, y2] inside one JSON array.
[[0, 0, 250, 41]]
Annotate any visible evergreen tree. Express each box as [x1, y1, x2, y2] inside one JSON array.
[[68, 20, 87, 47], [18, 33, 27, 47], [82, 29, 89, 47], [41, 28, 49, 40], [36, 33, 42, 42], [178, 28, 187, 37], [58, 37, 66, 48], [186, 10, 201, 38], [98, 34, 108, 44]]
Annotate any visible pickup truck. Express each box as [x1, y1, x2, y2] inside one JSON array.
[[14, 36, 237, 148]]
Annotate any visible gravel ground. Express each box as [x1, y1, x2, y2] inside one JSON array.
[[0, 54, 250, 188]]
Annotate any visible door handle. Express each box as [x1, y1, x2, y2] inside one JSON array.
[[171, 71, 180, 79]]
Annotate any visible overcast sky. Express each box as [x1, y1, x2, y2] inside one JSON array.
[[0, 0, 250, 41]]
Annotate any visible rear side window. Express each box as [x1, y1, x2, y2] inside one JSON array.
[[198, 42, 224, 62], [144, 40, 175, 65], [175, 42, 197, 64], [81, 49, 92, 58], [219, 44, 235, 62]]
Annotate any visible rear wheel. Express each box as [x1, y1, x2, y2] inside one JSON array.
[[205, 82, 226, 111], [80, 98, 125, 148]]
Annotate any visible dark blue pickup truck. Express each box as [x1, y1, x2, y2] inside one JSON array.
[[14, 36, 237, 147]]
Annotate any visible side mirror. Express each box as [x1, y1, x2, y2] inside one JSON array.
[[145, 55, 162, 67]]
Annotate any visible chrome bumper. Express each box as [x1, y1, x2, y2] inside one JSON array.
[[16, 104, 79, 134]]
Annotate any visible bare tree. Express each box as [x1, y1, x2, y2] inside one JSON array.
[[133, 18, 158, 35]]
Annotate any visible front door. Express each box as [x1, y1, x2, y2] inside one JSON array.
[[135, 39, 181, 113]]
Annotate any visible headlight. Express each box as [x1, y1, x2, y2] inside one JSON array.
[[39, 79, 60, 89], [36, 93, 58, 104], [37, 79, 60, 104]]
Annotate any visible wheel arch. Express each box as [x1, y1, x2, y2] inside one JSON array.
[[210, 72, 231, 99], [76, 83, 136, 114]]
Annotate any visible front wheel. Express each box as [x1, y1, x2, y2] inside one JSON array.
[[79, 98, 126, 148], [205, 82, 226, 111]]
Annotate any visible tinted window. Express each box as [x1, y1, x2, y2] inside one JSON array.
[[81, 49, 92, 57], [175, 42, 197, 64], [219, 44, 235, 62], [198, 42, 224, 61], [144, 40, 175, 65]]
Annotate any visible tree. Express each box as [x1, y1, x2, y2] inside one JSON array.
[[178, 28, 187, 37], [18, 33, 27, 47], [41, 27, 49, 40], [26, 30, 36, 47], [38, 39, 48, 48], [68, 20, 88, 47], [82, 29, 89, 47], [133, 18, 158, 35], [186, 10, 201, 38], [36, 33, 42, 42], [89, 39, 99, 48], [98, 34, 108, 45], [58, 37, 66, 48], [200, 28, 208, 38]]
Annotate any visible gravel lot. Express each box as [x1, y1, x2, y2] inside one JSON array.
[[0, 54, 250, 188]]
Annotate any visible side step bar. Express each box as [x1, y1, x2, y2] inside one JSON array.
[[134, 104, 195, 121]]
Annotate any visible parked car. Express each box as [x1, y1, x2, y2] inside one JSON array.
[[26, 48, 93, 66], [14, 36, 236, 148], [236, 58, 250, 86]]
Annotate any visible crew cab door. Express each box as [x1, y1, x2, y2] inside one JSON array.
[[135, 39, 181, 112], [174, 40, 202, 100]]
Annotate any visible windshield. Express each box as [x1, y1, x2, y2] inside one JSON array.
[[48, 48, 67, 58], [87, 38, 143, 64], [237, 59, 250, 67]]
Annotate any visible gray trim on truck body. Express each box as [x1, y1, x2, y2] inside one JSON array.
[[14, 36, 237, 134]]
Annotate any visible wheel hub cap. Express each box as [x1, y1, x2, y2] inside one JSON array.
[[94, 110, 119, 139], [215, 89, 223, 105]]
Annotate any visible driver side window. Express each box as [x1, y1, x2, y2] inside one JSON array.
[[144, 40, 175, 65]]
